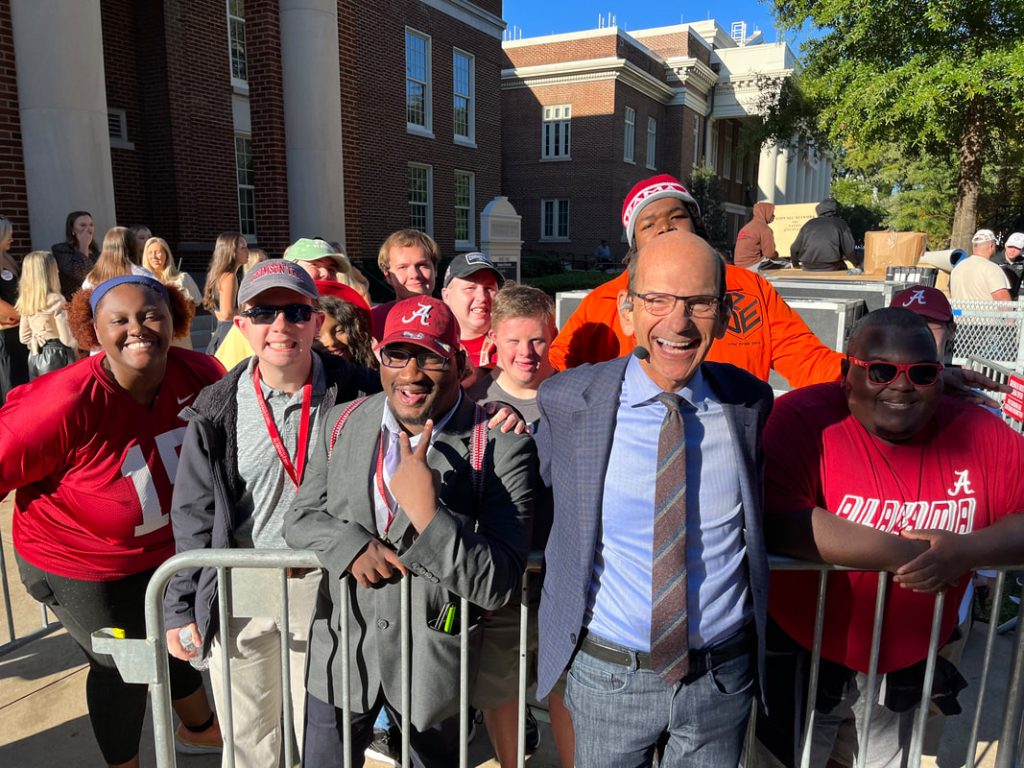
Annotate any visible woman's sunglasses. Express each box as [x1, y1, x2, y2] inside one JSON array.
[[847, 356, 943, 387]]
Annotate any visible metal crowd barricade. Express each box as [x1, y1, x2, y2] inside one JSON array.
[[964, 355, 1024, 435], [951, 297, 1024, 370], [92, 550, 1024, 768], [0, 527, 60, 656]]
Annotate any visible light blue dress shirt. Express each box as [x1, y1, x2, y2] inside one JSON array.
[[586, 356, 752, 651]]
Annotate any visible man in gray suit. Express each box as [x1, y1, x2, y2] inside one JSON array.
[[284, 295, 536, 768], [534, 230, 774, 767]]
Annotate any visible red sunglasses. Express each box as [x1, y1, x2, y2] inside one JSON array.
[[847, 357, 943, 386]]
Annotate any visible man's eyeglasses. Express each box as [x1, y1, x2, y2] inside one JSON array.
[[240, 304, 317, 325], [847, 357, 943, 387], [380, 347, 450, 371], [628, 291, 723, 318]]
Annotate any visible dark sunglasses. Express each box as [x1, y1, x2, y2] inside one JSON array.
[[847, 356, 943, 386], [240, 303, 317, 325]]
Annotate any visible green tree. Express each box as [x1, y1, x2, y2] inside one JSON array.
[[686, 164, 729, 250], [764, 0, 1024, 249]]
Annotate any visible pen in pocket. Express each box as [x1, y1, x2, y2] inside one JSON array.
[[432, 601, 457, 633]]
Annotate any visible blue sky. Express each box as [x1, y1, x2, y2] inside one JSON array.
[[502, 1, 788, 45]]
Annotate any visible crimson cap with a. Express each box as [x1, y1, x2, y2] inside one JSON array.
[[379, 295, 461, 359]]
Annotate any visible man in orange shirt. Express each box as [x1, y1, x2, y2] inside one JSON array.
[[549, 174, 843, 388]]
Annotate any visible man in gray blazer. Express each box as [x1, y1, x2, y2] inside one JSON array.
[[284, 295, 536, 768], [534, 230, 773, 767]]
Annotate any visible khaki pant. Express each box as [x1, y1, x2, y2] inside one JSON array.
[[209, 569, 321, 768]]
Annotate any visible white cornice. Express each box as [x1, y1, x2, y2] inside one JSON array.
[[664, 56, 718, 94], [718, 67, 795, 88], [501, 57, 675, 103], [668, 88, 710, 115], [419, 0, 505, 39]]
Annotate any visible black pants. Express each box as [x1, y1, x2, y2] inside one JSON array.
[[304, 690, 460, 768], [17, 553, 204, 764], [0, 325, 28, 404]]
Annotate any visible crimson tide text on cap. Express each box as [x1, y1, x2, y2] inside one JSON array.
[[621, 174, 700, 247], [890, 285, 954, 325], [284, 237, 350, 273], [380, 295, 461, 359], [443, 252, 505, 288], [1005, 232, 1024, 250], [238, 259, 319, 306], [971, 229, 997, 245]]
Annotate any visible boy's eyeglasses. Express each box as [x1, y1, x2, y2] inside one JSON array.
[[240, 304, 317, 325]]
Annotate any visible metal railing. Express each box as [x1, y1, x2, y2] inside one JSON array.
[[964, 355, 1024, 434], [90, 550, 1024, 768], [0, 527, 60, 656], [951, 298, 1024, 370]]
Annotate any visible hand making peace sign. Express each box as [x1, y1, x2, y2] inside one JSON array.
[[390, 419, 442, 533]]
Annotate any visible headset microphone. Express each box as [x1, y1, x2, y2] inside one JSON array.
[[632, 346, 650, 361]]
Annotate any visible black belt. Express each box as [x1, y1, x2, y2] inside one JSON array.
[[579, 626, 753, 679]]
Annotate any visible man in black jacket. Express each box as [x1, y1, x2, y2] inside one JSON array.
[[790, 199, 857, 272], [163, 259, 380, 767]]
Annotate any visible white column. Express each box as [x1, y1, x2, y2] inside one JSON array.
[[786, 145, 801, 204], [775, 146, 792, 204], [804, 162, 817, 204], [11, 0, 116, 249], [757, 143, 778, 203], [821, 158, 833, 199], [280, 0, 346, 245]]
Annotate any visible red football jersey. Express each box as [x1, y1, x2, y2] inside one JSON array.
[[765, 382, 1024, 673], [0, 347, 225, 581]]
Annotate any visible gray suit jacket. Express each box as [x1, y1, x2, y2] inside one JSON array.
[[534, 357, 773, 703], [284, 392, 536, 729]]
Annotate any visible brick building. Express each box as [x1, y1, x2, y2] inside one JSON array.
[[2, 0, 504, 277], [501, 20, 829, 262]]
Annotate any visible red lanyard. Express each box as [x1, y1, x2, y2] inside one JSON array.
[[375, 435, 398, 537], [252, 367, 313, 488]]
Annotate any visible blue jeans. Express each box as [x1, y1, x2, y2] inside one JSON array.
[[566, 638, 754, 768]]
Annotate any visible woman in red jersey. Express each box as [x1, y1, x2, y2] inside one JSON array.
[[0, 275, 225, 767]]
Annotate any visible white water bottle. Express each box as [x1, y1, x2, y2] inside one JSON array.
[[178, 627, 209, 671]]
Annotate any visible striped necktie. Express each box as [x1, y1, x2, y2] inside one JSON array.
[[651, 392, 690, 684]]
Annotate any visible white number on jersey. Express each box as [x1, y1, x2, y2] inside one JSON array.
[[124, 427, 187, 536]]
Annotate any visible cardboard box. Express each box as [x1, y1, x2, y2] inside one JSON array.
[[863, 231, 928, 276]]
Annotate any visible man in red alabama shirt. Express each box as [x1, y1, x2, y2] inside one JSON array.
[[760, 307, 1024, 768]]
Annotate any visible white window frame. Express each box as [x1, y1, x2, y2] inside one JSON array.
[[540, 199, 570, 242], [454, 170, 475, 249], [646, 117, 657, 170], [108, 109, 134, 150], [541, 104, 571, 160], [406, 28, 433, 138], [452, 49, 475, 147], [227, 0, 248, 91], [408, 163, 434, 236], [623, 106, 636, 163], [234, 133, 256, 240]]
